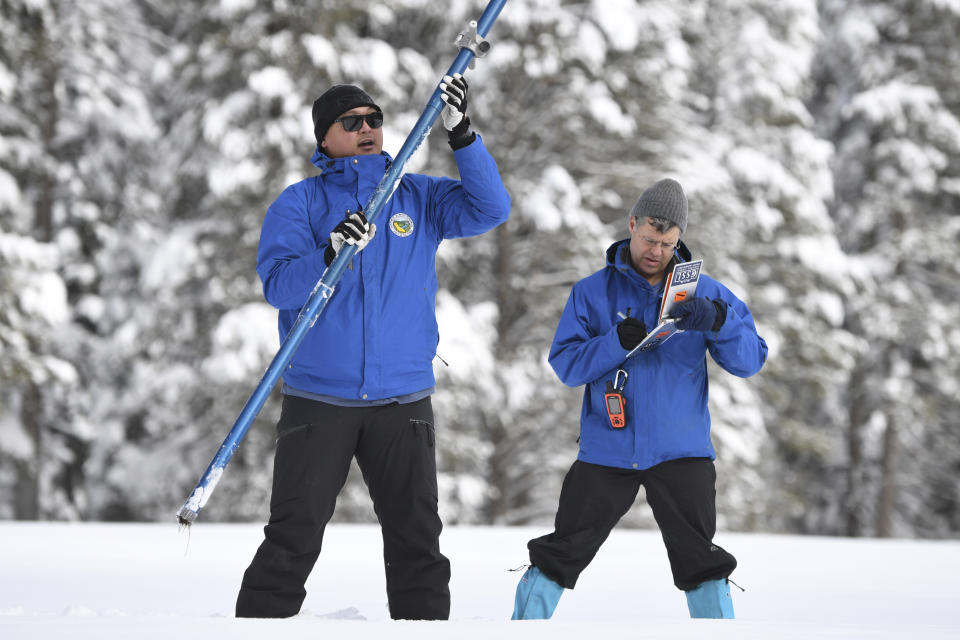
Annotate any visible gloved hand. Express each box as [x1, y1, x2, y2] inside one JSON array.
[[440, 73, 469, 131], [669, 297, 726, 332], [440, 73, 476, 150], [617, 317, 648, 350], [324, 210, 376, 266]]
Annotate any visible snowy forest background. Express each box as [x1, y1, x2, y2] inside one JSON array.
[[1, 0, 958, 539]]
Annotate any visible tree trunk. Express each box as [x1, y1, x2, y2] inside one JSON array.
[[876, 417, 898, 538], [15, 384, 42, 520], [35, 29, 60, 242], [485, 223, 514, 523], [843, 362, 870, 536]]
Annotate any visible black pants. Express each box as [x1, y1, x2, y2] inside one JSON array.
[[528, 458, 736, 591], [236, 395, 450, 619]]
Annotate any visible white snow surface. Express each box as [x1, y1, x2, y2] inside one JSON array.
[[1, 522, 958, 639]]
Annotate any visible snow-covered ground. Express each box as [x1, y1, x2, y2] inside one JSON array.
[[1, 521, 958, 639]]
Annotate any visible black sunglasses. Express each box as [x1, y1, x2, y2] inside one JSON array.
[[334, 112, 383, 132]]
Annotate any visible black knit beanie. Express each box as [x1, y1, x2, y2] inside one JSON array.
[[629, 178, 688, 233], [311, 85, 381, 149]]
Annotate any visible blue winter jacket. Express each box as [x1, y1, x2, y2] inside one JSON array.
[[549, 240, 767, 470], [257, 138, 510, 401]]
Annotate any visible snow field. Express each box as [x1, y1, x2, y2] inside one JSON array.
[[1, 522, 958, 639]]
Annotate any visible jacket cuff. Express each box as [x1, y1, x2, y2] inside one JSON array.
[[606, 323, 630, 361], [711, 299, 728, 332], [447, 116, 476, 150]]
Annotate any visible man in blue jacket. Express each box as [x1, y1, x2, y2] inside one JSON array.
[[236, 76, 510, 620], [511, 178, 766, 620]]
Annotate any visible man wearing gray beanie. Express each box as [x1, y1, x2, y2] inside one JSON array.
[[512, 178, 767, 621], [237, 75, 510, 621]]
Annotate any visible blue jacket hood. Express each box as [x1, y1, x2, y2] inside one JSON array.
[[310, 146, 393, 169]]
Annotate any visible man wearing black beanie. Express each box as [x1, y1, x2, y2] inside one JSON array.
[[236, 74, 509, 621]]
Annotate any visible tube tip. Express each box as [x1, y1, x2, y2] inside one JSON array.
[[176, 506, 198, 527]]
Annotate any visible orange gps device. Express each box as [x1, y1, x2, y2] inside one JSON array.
[[604, 369, 628, 429]]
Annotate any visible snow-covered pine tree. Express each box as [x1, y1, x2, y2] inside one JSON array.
[[812, 0, 960, 537], [0, 0, 159, 520], [673, 0, 862, 534]]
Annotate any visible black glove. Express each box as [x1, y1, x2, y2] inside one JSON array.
[[617, 317, 648, 350], [669, 297, 726, 332], [439, 73, 476, 150], [324, 210, 376, 266]]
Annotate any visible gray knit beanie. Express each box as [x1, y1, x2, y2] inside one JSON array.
[[629, 178, 688, 233]]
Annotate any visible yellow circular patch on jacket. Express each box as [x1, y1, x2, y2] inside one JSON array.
[[389, 212, 414, 237]]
